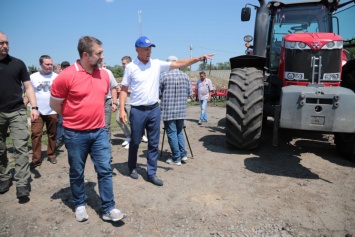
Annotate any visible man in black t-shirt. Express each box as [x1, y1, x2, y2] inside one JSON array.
[[0, 32, 39, 201]]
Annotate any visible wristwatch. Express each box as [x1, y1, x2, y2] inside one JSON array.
[[32, 107, 39, 110], [112, 102, 118, 106]]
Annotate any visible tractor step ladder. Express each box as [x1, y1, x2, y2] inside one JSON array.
[[311, 56, 322, 84]]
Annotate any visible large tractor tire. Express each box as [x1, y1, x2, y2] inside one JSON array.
[[334, 133, 355, 162], [334, 58, 355, 162], [226, 67, 264, 149], [340, 58, 355, 92]]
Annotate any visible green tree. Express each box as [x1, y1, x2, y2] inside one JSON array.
[[28, 65, 38, 74], [215, 62, 230, 70], [198, 63, 207, 71], [107, 65, 124, 79], [344, 39, 355, 59], [198, 61, 230, 71]]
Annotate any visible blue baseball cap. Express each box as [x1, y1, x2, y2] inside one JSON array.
[[135, 36, 156, 48]]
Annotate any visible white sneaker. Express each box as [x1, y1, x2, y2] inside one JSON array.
[[75, 206, 89, 222], [181, 156, 188, 161], [122, 138, 131, 146], [141, 135, 148, 143], [102, 208, 126, 222], [166, 158, 181, 165], [124, 143, 129, 149]]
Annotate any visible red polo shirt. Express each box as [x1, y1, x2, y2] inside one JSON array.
[[51, 61, 109, 130]]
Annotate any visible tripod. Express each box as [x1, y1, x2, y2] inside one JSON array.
[[160, 125, 194, 159]]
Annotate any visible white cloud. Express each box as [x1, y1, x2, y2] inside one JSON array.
[[105, 0, 114, 3]]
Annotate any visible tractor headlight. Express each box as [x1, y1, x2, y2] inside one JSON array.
[[331, 74, 339, 80], [336, 40, 343, 48], [295, 73, 303, 80], [298, 42, 306, 48], [323, 73, 340, 81], [244, 35, 253, 43], [323, 40, 343, 49], [285, 40, 310, 49], [285, 72, 304, 80], [287, 72, 295, 80], [326, 41, 335, 48]]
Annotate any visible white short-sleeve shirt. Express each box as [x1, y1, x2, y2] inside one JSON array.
[[30, 71, 58, 115], [122, 58, 170, 106]]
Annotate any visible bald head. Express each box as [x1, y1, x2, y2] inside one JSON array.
[[0, 32, 9, 60]]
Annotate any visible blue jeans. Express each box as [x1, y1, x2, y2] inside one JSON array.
[[199, 100, 208, 122], [64, 127, 115, 213], [128, 104, 160, 178], [164, 119, 187, 162], [56, 115, 64, 143]]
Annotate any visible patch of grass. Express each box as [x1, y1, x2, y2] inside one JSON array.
[[188, 99, 227, 108]]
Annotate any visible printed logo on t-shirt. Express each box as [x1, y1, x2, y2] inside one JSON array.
[[36, 81, 51, 92]]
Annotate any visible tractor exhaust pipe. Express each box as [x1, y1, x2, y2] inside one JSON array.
[[253, 0, 268, 57]]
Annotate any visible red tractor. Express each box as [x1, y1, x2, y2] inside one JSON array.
[[226, 0, 355, 160]]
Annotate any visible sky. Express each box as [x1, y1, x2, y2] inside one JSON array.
[[1, 0, 354, 71]]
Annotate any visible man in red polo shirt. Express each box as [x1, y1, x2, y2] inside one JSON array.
[[50, 36, 125, 222]]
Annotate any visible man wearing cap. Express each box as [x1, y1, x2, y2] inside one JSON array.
[[160, 56, 192, 165], [61, 61, 70, 69], [119, 35, 214, 186]]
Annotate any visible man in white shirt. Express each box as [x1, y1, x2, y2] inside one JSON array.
[[29, 55, 58, 168], [119, 35, 214, 186], [195, 71, 213, 125]]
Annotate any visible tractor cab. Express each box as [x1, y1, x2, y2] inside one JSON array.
[[266, 1, 337, 71]]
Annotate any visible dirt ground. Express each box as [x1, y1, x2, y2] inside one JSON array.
[[0, 104, 354, 237]]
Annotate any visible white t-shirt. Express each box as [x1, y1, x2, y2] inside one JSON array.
[[30, 71, 58, 115], [122, 58, 170, 106], [196, 78, 213, 100]]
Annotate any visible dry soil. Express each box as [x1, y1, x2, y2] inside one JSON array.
[[0, 104, 354, 237]]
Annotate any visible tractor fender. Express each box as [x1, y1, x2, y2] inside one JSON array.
[[230, 55, 266, 70]]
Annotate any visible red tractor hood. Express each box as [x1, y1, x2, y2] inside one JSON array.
[[283, 33, 343, 50]]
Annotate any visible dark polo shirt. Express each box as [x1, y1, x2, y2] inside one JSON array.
[[0, 54, 29, 112]]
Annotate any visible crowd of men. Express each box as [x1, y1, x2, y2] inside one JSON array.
[[0, 31, 214, 222]]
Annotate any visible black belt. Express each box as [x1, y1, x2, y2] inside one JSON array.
[[105, 97, 112, 101], [131, 102, 158, 110]]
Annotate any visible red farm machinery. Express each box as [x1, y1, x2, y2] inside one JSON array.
[[226, 0, 355, 161]]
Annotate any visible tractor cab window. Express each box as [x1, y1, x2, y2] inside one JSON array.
[[269, 3, 331, 69]]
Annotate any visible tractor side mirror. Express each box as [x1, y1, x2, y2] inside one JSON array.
[[241, 7, 251, 21]]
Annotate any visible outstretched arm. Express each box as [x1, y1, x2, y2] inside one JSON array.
[[170, 54, 214, 70]]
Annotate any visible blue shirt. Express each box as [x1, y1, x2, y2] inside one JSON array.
[[159, 69, 192, 121], [122, 58, 170, 106]]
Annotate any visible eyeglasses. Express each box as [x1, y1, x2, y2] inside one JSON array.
[[0, 41, 9, 46]]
